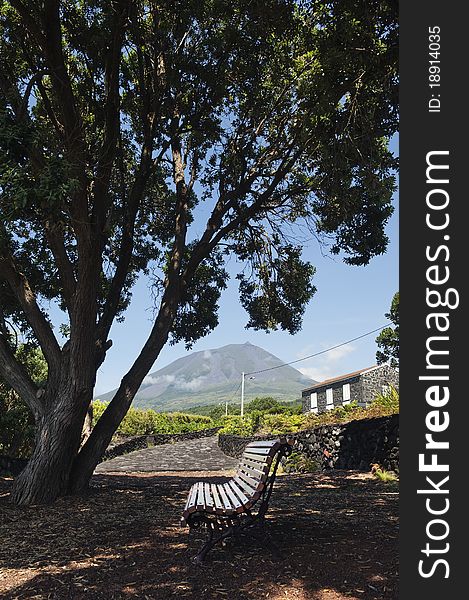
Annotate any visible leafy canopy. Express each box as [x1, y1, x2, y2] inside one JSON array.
[[376, 291, 399, 367], [0, 0, 398, 357]]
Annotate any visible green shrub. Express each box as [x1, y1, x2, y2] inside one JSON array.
[[95, 387, 400, 441], [0, 391, 36, 458], [258, 413, 306, 434], [282, 451, 319, 473], [369, 385, 399, 414], [372, 466, 398, 483], [0, 345, 47, 458], [92, 401, 214, 436], [217, 415, 257, 436]]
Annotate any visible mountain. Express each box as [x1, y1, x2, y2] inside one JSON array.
[[97, 342, 315, 412]]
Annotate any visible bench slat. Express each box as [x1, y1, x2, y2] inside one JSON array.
[[185, 483, 198, 512], [233, 475, 262, 503], [237, 470, 265, 492], [242, 451, 273, 465], [210, 483, 224, 510], [239, 456, 270, 473], [223, 482, 243, 510], [239, 457, 270, 472], [238, 463, 268, 482], [243, 446, 277, 456], [196, 481, 205, 510], [204, 482, 214, 511], [227, 480, 251, 506], [244, 440, 279, 448], [216, 483, 234, 511]]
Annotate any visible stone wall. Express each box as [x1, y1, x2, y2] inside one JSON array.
[[219, 414, 399, 472], [360, 365, 399, 407], [102, 426, 221, 461], [0, 427, 221, 476], [217, 433, 283, 459]]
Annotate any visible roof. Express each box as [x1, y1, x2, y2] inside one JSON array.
[[302, 365, 380, 393]]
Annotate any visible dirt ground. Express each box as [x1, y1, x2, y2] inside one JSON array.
[[0, 471, 398, 600]]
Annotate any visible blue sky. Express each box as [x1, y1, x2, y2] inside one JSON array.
[[92, 137, 399, 398]]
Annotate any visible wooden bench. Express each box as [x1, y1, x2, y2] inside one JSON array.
[[181, 438, 293, 563]]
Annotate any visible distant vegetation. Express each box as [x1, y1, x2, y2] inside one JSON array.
[[2, 390, 398, 458], [217, 387, 399, 436], [92, 401, 214, 436], [93, 388, 399, 439], [184, 397, 303, 418]]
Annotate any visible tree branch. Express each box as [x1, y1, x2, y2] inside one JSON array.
[[96, 137, 155, 343], [9, 0, 46, 49], [35, 78, 64, 138], [43, 221, 77, 311], [40, 1, 82, 146], [0, 71, 77, 314], [0, 251, 61, 373], [0, 333, 42, 420], [92, 1, 129, 233]]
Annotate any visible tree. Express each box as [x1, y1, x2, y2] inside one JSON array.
[[0, 0, 398, 504], [376, 291, 399, 367]]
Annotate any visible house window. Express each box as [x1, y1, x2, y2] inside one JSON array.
[[310, 392, 318, 412], [342, 383, 351, 403], [326, 388, 333, 407]]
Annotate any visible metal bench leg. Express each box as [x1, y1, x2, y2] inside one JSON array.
[[191, 519, 235, 564], [192, 525, 215, 564]]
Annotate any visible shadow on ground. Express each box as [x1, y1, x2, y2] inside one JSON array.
[[0, 471, 398, 599]]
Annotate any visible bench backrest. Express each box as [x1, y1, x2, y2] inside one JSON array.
[[233, 439, 282, 500]]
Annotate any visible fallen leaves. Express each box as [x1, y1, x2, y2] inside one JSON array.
[[0, 471, 398, 600]]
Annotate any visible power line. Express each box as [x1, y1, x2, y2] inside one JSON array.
[[227, 380, 242, 403], [245, 323, 391, 376]]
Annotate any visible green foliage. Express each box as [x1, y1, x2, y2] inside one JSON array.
[[184, 396, 302, 419], [245, 397, 302, 415], [376, 292, 399, 367], [0, 392, 35, 458], [258, 413, 306, 435], [369, 385, 399, 414], [92, 401, 214, 436], [0, 0, 398, 348], [217, 391, 399, 437], [0, 345, 47, 457], [217, 415, 258, 437], [372, 465, 398, 483], [282, 451, 319, 474]]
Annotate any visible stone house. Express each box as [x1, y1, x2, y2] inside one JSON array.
[[301, 364, 399, 414]]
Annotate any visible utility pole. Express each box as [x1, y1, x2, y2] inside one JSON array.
[[241, 371, 245, 417], [225, 401, 228, 416]]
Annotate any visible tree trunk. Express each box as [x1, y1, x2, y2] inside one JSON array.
[[11, 397, 86, 505]]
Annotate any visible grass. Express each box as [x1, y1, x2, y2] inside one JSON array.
[[371, 464, 399, 483]]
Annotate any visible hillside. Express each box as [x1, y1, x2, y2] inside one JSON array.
[[97, 342, 315, 411]]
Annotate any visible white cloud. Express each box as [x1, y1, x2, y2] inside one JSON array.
[[143, 374, 175, 386], [203, 350, 212, 359], [327, 344, 355, 361], [176, 376, 205, 391], [299, 366, 333, 382], [298, 343, 356, 383]]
